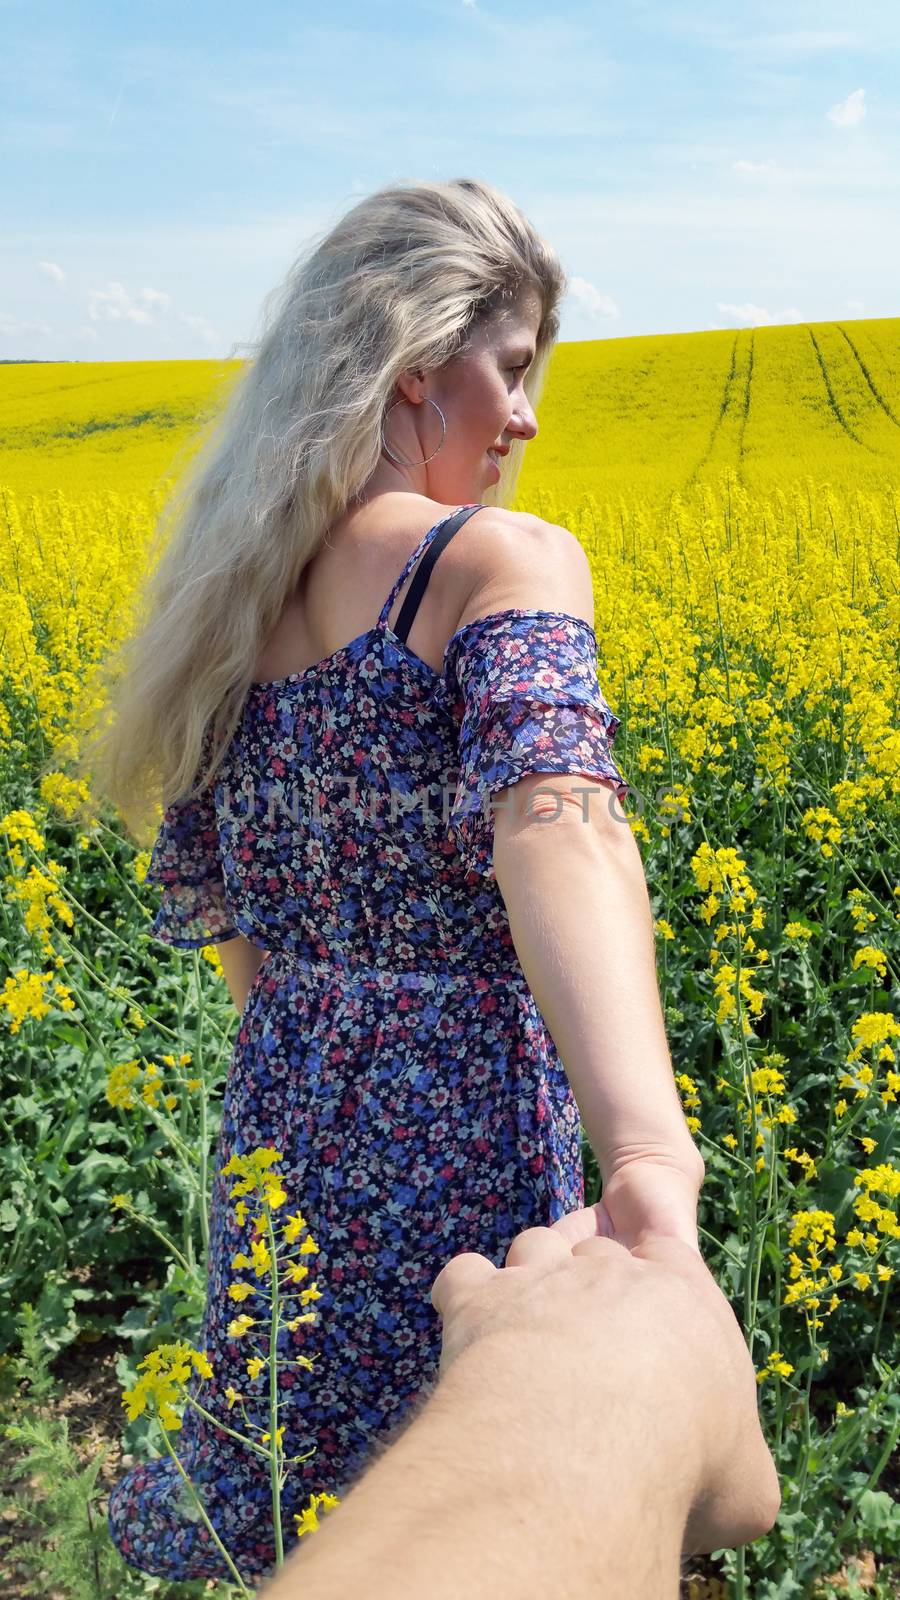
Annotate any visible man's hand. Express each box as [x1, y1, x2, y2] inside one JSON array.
[[431, 1228, 780, 1556]]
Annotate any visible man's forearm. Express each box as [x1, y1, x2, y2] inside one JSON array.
[[493, 811, 701, 1180], [258, 1331, 696, 1600]]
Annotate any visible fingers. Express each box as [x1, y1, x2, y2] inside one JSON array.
[[504, 1225, 580, 1269], [431, 1251, 498, 1317], [546, 1202, 607, 1248], [431, 1224, 591, 1317]]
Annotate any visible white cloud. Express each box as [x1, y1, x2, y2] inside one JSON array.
[[179, 311, 223, 347], [37, 260, 66, 287], [715, 302, 804, 327], [845, 298, 865, 312], [0, 312, 52, 337], [72, 325, 100, 342], [138, 287, 171, 313], [732, 159, 777, 174], [567, 276, 620, 319], [828, 88, 866, 127], [88, 281, 172, 324]]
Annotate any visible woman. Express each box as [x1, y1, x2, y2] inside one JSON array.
[[81, 177, 704, 1581]]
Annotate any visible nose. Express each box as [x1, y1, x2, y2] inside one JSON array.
[[508, 400, 538, 443]]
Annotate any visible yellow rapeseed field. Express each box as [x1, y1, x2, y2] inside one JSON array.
[[1, 325, 898, 1597]]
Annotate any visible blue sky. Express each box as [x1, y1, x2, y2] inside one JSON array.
[[2, 0, 898, 361]]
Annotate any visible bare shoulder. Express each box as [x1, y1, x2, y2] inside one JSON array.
[[450, 507, 595, 634]]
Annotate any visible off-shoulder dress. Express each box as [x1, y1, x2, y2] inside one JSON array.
[[107, 502, 630, 1582]]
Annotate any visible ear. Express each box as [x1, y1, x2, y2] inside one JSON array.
[[392, 365, 428, 407]]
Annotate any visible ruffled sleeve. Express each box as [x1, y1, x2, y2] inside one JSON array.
[[143, 728, 240, 949], [443, 609, 630, 879]]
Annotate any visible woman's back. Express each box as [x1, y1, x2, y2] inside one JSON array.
[[252, 493, 521, 685]]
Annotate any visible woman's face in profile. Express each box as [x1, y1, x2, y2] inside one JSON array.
[[436, 282, 543, 501], [385, 282, 544, 505]]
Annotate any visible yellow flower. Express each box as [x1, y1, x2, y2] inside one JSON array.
[[105, 1059, 142, 1109], [227, 1282, 254, 1302], [295, 1491, 340, 1538], [261, 1425, 285, 1449], [852, 946, 888, 982], [225, 1386, 240, 1410], [246, 1356, 265, 1379], [283, 1211, 308, 1243], [251, 1238, 272, 1278], [226, 1314, 256, 1338], [120, 1339, 211, 1433], [222, 1147, 284, 1180], [192, 1350, 213, 1380]]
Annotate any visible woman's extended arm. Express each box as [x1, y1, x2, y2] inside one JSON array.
[[451, 514, 703, 1194], [492, 780, 703, 1186]]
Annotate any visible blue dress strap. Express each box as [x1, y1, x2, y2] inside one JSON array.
[[377, 504, 484, 636]]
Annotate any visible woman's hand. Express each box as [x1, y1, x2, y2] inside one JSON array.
[[549, 1155, 705, 1256]]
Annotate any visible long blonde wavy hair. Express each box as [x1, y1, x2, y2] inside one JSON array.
[[63, 177, 567, 844]]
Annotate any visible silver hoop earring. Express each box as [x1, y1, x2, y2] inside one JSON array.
[[380, 396, 446, 467]]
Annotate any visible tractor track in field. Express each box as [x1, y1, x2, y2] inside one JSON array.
[[0, 410, 184, 449], [737, 328, 755, 470], [808, 327, 878, 454], [837, 324, 900, 431], [684, 332, 740, 490]]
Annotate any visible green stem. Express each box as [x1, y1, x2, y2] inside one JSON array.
[[182, 1393, 271, 1459], [792, 1317, 820, 1519], [264, 1203, 285, 1566], [831, 1411, 900, 1552], [118, 1204, 198, 1280], [156, 1424, 252, 1596], [824, 1361, 896, 1480], [871, 1271, 890, 1360], [173, 972, 193, 1271]]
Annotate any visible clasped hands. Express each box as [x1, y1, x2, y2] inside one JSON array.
[[431, 1154, 781, 1559]]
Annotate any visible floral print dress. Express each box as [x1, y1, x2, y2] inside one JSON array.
[[107, 503, 630, 1582]]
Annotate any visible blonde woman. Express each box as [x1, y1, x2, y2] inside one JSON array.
[[89, 177, 706, 1583]]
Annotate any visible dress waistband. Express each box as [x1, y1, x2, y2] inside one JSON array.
[[259, 948, 525, 993]]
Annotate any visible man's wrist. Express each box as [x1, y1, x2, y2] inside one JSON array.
[[261, 1328, 701, 1600]]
